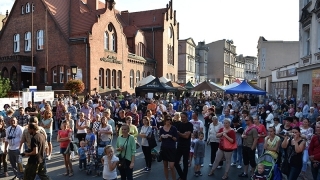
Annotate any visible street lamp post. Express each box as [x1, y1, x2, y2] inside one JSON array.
[[70, 65, 78, 79]]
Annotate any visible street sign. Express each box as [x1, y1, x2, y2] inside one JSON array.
[[21, 65, 36, 73]]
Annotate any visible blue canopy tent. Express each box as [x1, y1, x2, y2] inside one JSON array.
[[225, 80, 266, 95]]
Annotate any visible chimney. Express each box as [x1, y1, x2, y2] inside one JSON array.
[[105, 0, 115, 10]]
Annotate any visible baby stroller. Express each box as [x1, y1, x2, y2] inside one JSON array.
[[151, 148, 159, 161], [251, 153, 275, 180], [86, 132, 106, 176]]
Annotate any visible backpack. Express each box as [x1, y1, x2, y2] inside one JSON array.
[[273, 164, 282, 180]]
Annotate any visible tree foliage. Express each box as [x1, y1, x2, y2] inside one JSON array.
[[65, 79, 85, 94], [0, 75, 11, 98]]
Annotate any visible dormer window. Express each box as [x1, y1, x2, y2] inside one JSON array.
[[21, 6, 24, 14], [25, 3, 30, 13]]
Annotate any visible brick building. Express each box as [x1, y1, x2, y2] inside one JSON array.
[[0, 0, 178, 94]]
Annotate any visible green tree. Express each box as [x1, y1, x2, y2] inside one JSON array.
[[0, 75, 11, 98], [65, 79, 85, 94]]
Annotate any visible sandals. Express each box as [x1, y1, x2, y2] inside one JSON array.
[[208, 171, 214, 176], [63, 172, 69, 176], [222, 175, 228, 179], [69, 171, 74, 177]]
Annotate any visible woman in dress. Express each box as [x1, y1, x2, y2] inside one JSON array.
[[76, 112, 89, 143], [40, 110, 53, 160], [281, 127, 306, 180], [208, 115, 223, 167], [159, 115, 178, 180], [98, 117, 113, 146], [264, 126, 281, 160], [57, 121, 73, 177], [300, 118, 314, 179], [208, 118, 236, 180], [116, 124, 136, 180], [139, 116, 153, 172]]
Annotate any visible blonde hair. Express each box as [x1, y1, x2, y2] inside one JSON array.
[[104, 145, 114, 154]]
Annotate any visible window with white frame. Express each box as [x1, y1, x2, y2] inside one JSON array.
[[106, 69, 110, 88], [37, 30, 44, 50], [67, 69, 71, 81], [53, 69, 57, 83], [25, 3, 30, 13], [104, 32, 109, 50], [21, 6, 24, 14], [117, 70, 122, 88], [112, 70, 116, 88], [59, 66, 64, 83], [130, 70, 134, 89], [112, 33, 116, 51], [14, 34, 20, 53], [136, 71, 140, 84], [305, 30, 310, 56], [32, 3, 34, 12], [25, 32, 31, 51], [99, 68, 104, 88]]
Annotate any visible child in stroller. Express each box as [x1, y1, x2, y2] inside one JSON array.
[[251, 153, 275, 180]]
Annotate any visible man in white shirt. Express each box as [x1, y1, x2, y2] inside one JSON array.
[[189, 112, 204, 133], [4, 117, 24, 179], [265, 110, 274, 129]]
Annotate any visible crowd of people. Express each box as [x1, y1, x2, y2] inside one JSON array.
[[0, 92, 319, 180]]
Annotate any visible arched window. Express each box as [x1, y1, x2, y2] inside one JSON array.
[[13, 34, 20, 53], [25, 32, 31, 51], [99, 68, 104, 88], [173, 75, 175, 82], [25, 3, 30, 13], [136, 70, 140, 84], [37, 30, 44, 50], [104, 32, 109, 50], [52, 69, 57, 83], [130, 70, 134, 89], [106, 69, 111, 88], [112, 70, 116, 89], [142, 71, 146, 78], [117, 70, 122, 89], [170, 73, 172, 81], [66, 69, 71, 81], [21, 6, 24, 14], [112, 33, 116, 51], [166, 73, 169, 79]]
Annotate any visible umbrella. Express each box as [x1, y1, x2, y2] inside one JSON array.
[[192, 81, 224, 91]]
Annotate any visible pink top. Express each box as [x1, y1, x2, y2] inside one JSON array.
[[58, 129, 71, 148]]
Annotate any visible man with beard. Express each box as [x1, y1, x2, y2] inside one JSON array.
[[23, 123, 51, 180]]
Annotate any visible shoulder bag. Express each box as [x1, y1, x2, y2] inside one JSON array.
[[117, 136, 129, 170], [146, 127, 157, 149], [221, 130, 237, 151]]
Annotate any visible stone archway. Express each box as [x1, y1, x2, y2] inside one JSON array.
[[10, 66, 18, 90]]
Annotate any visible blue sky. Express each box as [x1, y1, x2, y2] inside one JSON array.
[[0, 0, 299, 56]]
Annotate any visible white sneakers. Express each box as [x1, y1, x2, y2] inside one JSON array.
[[46, 155, 51, 160], [217, 166, 222, 169], [237, 165, 242, 169], [231, 163, 236, 166], [209, 164, 213, 167]]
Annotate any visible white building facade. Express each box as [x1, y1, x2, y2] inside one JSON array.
[[244, 56, 258, 81], [298, 0, 320, 104], [195, 41, 208, 83], [235, 55, 245, 80], [178, 38, 197, 84]]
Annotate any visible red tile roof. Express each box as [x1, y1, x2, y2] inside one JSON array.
[[122, 8, 167, 28]]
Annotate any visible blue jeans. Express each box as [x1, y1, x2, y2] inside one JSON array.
[[311, 162, 320, 180], [257, 143, 264, 158], [79, 158, 87, 169], [288, 166, 301, 180], [302, 149, 309, 172], [232, 145, 243, 165]]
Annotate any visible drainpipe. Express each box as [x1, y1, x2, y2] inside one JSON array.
[[85, 38, 89, 93], [152, 27, 156, 76]]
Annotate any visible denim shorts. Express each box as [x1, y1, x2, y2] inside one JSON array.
[[194, 157, 204, 165], [46, 133, 52, 143], [60, 148, 67, 154]]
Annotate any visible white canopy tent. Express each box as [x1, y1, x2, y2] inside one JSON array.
[[159, 76, 170, 83], [222, 82, 240, 90], [136, 75, 156, 86]]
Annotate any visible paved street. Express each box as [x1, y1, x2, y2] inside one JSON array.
[[1, 121, 314, 180]]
